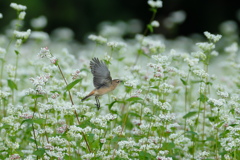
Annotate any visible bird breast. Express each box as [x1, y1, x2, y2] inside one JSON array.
[[94, 86, 116, 96]]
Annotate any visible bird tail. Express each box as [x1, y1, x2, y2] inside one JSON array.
[[82, 91, 95, 101]]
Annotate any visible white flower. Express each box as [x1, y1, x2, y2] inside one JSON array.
[[10, 3, 27, 11], [151, 20, 160, 27], [0, 47, 6, 54], [192, 69, 209, 79], [88, 34, 107, 44], [13, 29, 31, 39], [0, 13, 3, 19], [30, 31, 49, 41], [225, 42, 238, 53], [82, 153, 95, 159], [15, 39, 22, 48], [148, 0, 163, 8], [210, 50, 219, 56], [184, 58, 199, 67], [196, 42, 215, 52], [107, 41, 126, 50], [18, 11, 26, 20], [191, 51, 206, 60], [38, 47, 51, 58], [30, 16, 47, 29], [208, 98, 226, 107], [204, 31, 222, 43]]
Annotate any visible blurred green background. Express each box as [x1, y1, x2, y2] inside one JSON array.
[[0, 0, 239, 41]]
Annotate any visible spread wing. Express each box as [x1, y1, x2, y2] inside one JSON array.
[[90, 57, 112, 88]]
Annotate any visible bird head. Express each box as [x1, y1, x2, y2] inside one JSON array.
[[112, 79, 122, 88]]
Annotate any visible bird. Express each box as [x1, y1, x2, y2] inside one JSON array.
[[82, 57, 122, 109]]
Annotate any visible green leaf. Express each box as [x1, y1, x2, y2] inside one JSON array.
[[78, 120, 96, 128], [126, 97, 143, 102], [65, 79, 81, 91], [15, 50, 20, 55], [139, 151, 155, 159], [180, 78, 187, 85], [198, 94, 208, 103], [117, 57, 125, 61], [191, 80, 204, 84], [183, 111, 198, 119], [1, 124, 11, 129], [185, 131, 198, 135], [147, 24, 153, 33], [162, 142, 175, 150], [21, 119, 33, 126], [111, 136, 127, 143], [33, 148, 45, 157], [8, 79, 18, 90], [33, 118, 45, 125]]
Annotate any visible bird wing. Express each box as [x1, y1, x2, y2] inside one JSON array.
[[90, 57, 112, 88]]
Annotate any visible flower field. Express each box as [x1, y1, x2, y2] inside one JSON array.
[[0, 1, 240, 160]]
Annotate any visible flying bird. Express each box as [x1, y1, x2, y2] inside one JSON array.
[[82, 57, 122, 109]]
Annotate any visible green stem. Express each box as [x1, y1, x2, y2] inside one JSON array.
[[134, 8, 158, 65], [56, 63, 92, 153]]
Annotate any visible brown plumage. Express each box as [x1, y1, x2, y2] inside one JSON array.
[[82, 58, 122, 109]]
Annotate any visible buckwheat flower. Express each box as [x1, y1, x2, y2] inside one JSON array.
[[31, 16, 47, 29], [191, 51, 207, 60], [10, 154, 21, 159], [13, 29, 31, 39], [38, 47, 51, 58], [0, 13, 3, 19], [0, 47, 6, 58], [208, 98, 226, 107], [184, 58, 199, 67], [196, 42, 215, 52], [20, 112, 33, 119], [10, 3, 27, 11], [100, 138, 106, 144], [30, 31, 49, 41], [14, 38, 21, 48], [204, 31, 222, 43], [29, 74, 50, 86], [157, 156, 172, 160], [88, 34, 107, 44], [112, 125, 124, 135], [124, 79, 138, 88], [0, 90, 11, 99], [148, 0, 163, 8], [82, 153, 95, 159], [143, 107, 152, 114], [35, 85, 47, 95], [210, 50, 219, 56], [147, 40, 165, 54], [151, 20, 160, 27], [49, 136, 68, 146], [217, 90, 229, 98], [152, 55, 169, 66], [225, 42, 238, 53], [114, 149, 128, 159], [56, 125, 67, 134], [49, 56, 58, 64], [107, 41, 127, 50], [118, 138, 136, 149], [71, 69, 80, 80], [192, 69, 209, 79], [159, 83, 174, 93], [6, 64, 16, 78], [220, 20, 238, 34], [18, 11, 26, 20]]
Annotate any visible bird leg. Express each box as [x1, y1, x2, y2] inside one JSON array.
[[95, 96, 100, 110]]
